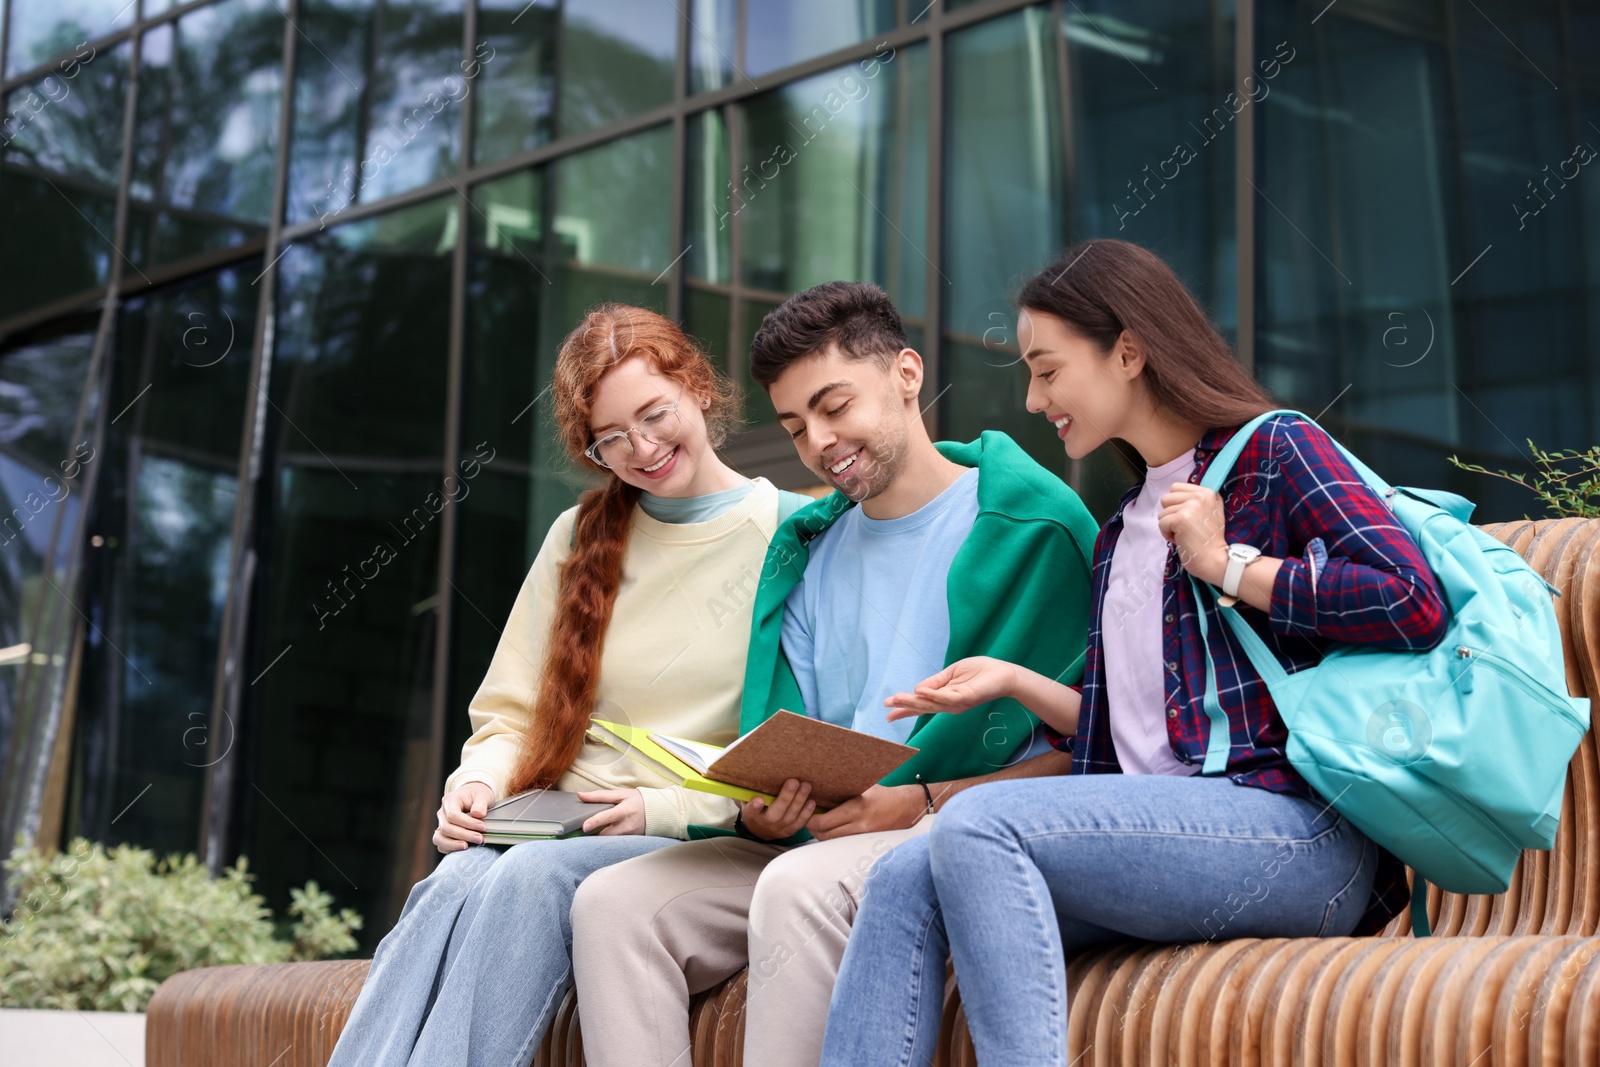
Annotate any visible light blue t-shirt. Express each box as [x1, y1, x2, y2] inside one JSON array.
[[639, 482, 756, 523], [639, 481, 813, 525], [781, 468, 981, 743]]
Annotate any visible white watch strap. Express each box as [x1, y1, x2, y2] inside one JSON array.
[[1223, 553, 1249, 598]]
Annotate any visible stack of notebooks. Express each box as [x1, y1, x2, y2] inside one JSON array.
[[477, 710, 919, 844]]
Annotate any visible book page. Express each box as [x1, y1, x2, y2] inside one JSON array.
[[650, 734, 725, 776]]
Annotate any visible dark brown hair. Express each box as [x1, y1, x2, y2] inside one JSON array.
[[748, 281, 909, 387], [504, 304, 739, 795], [1017, 239, 1276, 475]]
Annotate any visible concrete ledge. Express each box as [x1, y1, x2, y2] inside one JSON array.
[[0, 1008, 145, 1067]]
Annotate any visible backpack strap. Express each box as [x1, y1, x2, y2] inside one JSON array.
[[1188, 408, 1299, 774], [1190, 407, 1391, 774]]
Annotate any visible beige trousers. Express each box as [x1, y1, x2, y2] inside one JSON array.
[[570, 815, 935, 1067]]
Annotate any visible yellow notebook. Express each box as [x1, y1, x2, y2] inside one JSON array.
[[586, 719, 777, 806]]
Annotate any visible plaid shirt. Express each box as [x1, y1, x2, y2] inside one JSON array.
[[1051, 415, 1448, 935]]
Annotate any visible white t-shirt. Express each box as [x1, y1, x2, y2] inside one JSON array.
[[1102, 448, 1201, 776]]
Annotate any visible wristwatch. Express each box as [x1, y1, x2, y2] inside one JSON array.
[[1221, 543, 1262, 601]]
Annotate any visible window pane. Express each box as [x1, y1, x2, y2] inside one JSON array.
[[451, 169, 546, 753], [942, 8, 1065, 477], [1256, 0, 1595, 521], [732, 293, 781, 426], [685, 107, 730, 283], [549, 121, 674, 315], [131, 0, 284, 269], [4, 0, 131, 77], [684, 285, 730, 373], [476, 0, 675, 160], [68, 266, 256, 856], [237, 198, 454, 944], [1, 41, 129, 320], [736, 46, 927, 315], [473, 0, 557, 163], [465, 168, 544, 472], [745, 0, 895, 79], [1068, 0, 1235, 322], [559, 0, 677, 137], [1256, 11, 1455, 482], [943, 2, 1235, 517], [286, 0, 465, 225], [0, 321, 98, 854], [687, 0, 734, 94]]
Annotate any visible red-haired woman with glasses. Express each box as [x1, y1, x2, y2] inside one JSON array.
[[329, 304, 809, 1067]]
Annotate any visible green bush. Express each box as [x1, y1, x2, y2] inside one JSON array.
[[0, 837, 363, 1012], [1450, 441, 1600, 519]]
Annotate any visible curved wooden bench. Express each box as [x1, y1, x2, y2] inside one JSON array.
[[145, 519, 1600, 1065]]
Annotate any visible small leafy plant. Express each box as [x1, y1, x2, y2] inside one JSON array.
[[1449, 441, 1600, 520], [1, 837, 362, 1012]]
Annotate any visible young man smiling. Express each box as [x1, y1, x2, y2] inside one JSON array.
[[569, 282, 1100, 1067]]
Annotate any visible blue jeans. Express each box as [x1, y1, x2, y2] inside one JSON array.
[[819, 774, 1379, 1066], [328, 834, 673, 1067]]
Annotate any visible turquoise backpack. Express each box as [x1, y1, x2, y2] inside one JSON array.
[[1187, 409, 1590, 936]]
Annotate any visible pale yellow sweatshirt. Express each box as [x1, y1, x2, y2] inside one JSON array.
[[444, 478, 783, 838]]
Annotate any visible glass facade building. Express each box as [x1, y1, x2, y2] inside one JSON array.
[[1, 0, 1596, 945]]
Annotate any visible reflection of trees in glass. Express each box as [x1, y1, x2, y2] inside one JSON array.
[[131, 0, 285, 267], [4, 42, 129, 186], [474, 0, 675, 160], [4, 0, 131, 77], [236, 198, 453, 948], [0, 43, 129, 318], [287, 0, 463, 224], [67, 268, 255, 855], [473, 0, 557, 164], [273, 204, 454, 460], [0, 329, 95, 791], [736, 48, 927, 314], [559, 5, 676, 136], [744, 0, 895, 80]]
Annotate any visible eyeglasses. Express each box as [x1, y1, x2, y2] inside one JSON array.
[[584, 389, 686, 468]]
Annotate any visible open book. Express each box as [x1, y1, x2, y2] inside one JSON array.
[[479, 789, 616, 845], [586, 710, 917, 809]]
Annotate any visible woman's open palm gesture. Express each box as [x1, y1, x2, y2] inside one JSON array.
[[884, 656, 1020, 722]]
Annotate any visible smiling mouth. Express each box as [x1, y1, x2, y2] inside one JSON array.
[[640, 447, 677, 473], [1051, 414, 1073, 431], [828, 450, 859, 478]]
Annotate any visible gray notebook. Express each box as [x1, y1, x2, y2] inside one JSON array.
[[480, 789, 616, 842]]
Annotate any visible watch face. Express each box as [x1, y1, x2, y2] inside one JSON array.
[[1229, 544, 1261, 561]]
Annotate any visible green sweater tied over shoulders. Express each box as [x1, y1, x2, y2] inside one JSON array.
[[687, 432, 1099, 840]]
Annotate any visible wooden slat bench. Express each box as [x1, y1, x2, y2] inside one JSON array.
[[146, 518, 1600, 1065]]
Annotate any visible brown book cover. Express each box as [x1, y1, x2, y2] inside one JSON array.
[[695, 710, 917, 808]]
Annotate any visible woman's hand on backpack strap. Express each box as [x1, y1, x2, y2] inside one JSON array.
[[434, 781, 496, 853], [884, 656, 1021, 722], [577, 788, 647, 835], [1156, 482, 1230, 586]]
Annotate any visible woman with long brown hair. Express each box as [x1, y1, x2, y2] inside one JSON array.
[[329, 304, 810, 1067], [819, 239, 1448, 1064]]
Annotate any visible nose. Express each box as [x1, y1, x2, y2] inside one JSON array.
[[808, 422, 838, 459], [1024, 375, 1048, 415], [629, 429, 667, 464]]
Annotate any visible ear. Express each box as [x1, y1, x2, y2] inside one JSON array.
[[1114, 330, 1146, 381], [892, 348, 925, 399]]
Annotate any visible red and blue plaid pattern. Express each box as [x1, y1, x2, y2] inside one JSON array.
[[1051, 415, 1448, 935]]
